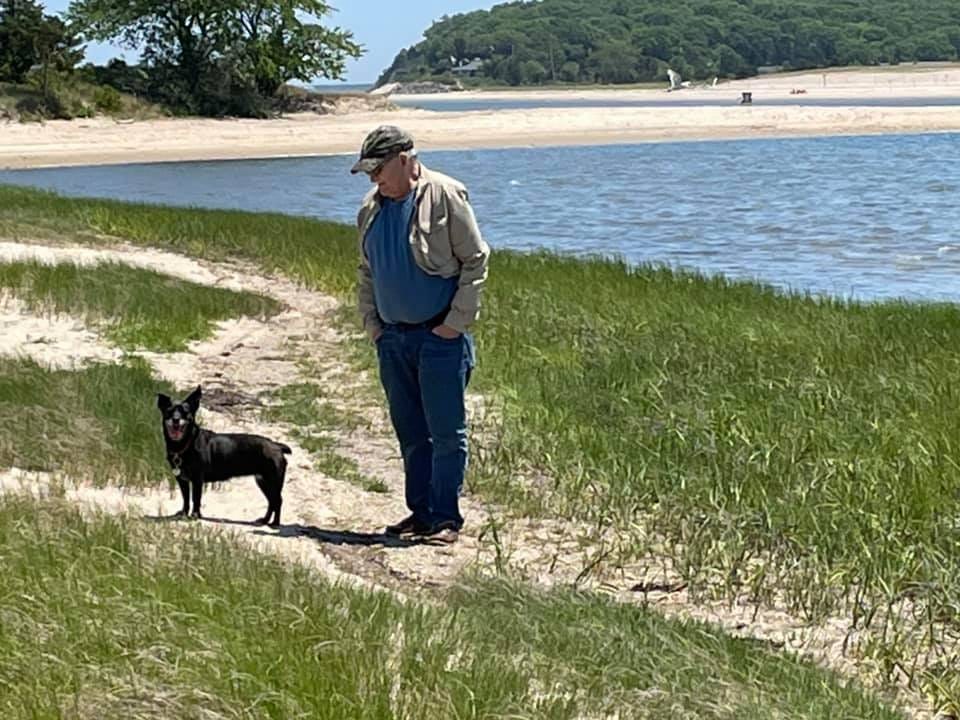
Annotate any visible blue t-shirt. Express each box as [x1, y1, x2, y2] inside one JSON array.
[[365, 191, 457, 324]]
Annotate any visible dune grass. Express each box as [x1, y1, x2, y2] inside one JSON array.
[[0, 183, 358, 296], [0, 357, 172, 486], [0, 259, 280, 351], [1, 184, 959, 707], [0, 79, 166, 121], [262, 382, 388, 493], [0, 492, 904, 720]]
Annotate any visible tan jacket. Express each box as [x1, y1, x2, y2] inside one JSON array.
[[357, 164, 490, 337]]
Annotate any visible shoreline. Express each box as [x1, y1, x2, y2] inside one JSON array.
[[4, 105, 960, 170], [4, 67, 960, 169]]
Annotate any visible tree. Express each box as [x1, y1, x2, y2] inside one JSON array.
[[231, 1, 362, 96], [520, 59, 547, 84], [0, 0, 83, 95], [34, 14, 84, 99], [588, 42, 639, 84], [67, 0, 361, 111], [559, 60, 580, 82], [914, 30, 956, 62], [0, 0, 45, 82], [68, 1, 235, 102], [715, 43, 750, 77]]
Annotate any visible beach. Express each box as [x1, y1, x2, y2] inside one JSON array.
[[4, 66, 960, 169]]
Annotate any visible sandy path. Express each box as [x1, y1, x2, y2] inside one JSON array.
[[0, 238, 938, 718]]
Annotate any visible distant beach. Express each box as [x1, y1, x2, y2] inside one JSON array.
[[4, 67, 960, 169]]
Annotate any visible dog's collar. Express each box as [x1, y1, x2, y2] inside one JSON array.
[[165, 426, 196, 475]]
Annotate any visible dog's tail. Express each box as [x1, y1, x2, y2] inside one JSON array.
[[276, 442, 292, 455]]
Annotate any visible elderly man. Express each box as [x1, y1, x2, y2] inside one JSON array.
[[351, 125, 490, 544]]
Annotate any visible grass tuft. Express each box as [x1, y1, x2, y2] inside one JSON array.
[[0, 357, 173, 486], [0, 259, 280, 352]]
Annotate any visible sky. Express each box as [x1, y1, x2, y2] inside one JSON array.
[[42, 0, 503, 85]]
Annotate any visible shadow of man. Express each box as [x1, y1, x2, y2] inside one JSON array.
[[272, 524, 422, 549], [144, 514, 424, 549]]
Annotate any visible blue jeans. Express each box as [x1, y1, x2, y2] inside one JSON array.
[[376, 325, 474, 529]]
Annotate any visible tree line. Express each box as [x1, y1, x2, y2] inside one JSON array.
[[377, 0, 960, 87], [0, 0, 82, 100], [0, 0, 360, 117]]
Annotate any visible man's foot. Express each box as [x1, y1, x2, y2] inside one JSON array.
[[418, 521, 460, 544], [385, 514, 432, 537]]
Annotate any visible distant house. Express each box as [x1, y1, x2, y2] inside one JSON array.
[[452, 58, 485, 76]]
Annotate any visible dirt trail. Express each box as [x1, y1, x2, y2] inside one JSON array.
[[0, 239, 934, 718]]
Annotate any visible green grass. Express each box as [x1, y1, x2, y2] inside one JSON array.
[[0, 357, 172, 486], [263, 383, 388, 493], [0, 260, 280, 351], [2, 184, 960, 706], [0, 492, 904, 720], [0, 184, 358, 297], [0, 80, 165, 121]]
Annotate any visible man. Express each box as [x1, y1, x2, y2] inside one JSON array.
[[352, 125, 490, 544]]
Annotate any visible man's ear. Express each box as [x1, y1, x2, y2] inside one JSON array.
[[157, 393, 172, 411], [186, 385, 202, 411]]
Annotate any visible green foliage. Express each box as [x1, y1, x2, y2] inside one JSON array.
[[0, 0, 44, 83], [1, 75, 164, 121], [66, 0, 362, 116], [0, 0, 84, 102], [377, 0, 960, 87], [91, 83, 121, 112]]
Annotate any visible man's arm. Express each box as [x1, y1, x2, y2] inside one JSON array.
[[358, 256, 383, 341], [357, 204, 383, 341], [442, 187, 490, 335]]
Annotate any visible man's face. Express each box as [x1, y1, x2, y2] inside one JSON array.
[[369, 153, 414, 199]]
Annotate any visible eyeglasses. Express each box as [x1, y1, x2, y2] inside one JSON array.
[[366, 153, 398, 179]]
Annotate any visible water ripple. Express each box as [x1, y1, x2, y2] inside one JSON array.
[[3, 132, 960, 303]]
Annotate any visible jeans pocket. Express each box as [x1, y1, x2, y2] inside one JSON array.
[[428, 329, 462, 344]]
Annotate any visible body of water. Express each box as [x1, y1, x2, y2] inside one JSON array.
[[3, 132, 960, 303], [390, 94, 960, 112], [310, 82, 373, 94]]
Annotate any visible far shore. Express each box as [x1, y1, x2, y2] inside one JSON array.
[[4, 66, 960, 169]]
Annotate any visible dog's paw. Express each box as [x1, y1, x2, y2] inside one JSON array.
[[254, 516, 269, 526], [189, 512, 202, 521], [172, 509, 188, 519]]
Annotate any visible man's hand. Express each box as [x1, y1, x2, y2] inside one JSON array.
[[431, 324, 461, 339], [371, 329, 383, 343]]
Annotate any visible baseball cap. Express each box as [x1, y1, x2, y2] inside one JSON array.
[[350, 125, 415, 174]]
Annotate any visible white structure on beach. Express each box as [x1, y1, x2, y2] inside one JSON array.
[[667, 69, 692, 91]]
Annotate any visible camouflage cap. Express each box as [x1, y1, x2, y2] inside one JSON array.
[[350, 125, 415, 174]]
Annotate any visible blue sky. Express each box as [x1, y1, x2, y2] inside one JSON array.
[[42, 0, 502, 84]]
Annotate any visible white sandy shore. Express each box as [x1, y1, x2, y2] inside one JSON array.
[[4, 67, 960, 169]]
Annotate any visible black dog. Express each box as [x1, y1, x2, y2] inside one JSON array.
[[157, 386, 291, 527]]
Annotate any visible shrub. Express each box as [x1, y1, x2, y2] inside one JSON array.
[[93, 85, 123, 113]]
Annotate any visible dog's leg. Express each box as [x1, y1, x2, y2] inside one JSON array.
[[254, 475, 272, 525], [190, 477, 204, 519], [272, 464, 286, 528], [175, 478, 190, 517]]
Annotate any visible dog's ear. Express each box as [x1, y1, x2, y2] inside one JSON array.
[[186, 385, 202, 411], [157, 393, 172, 411]]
